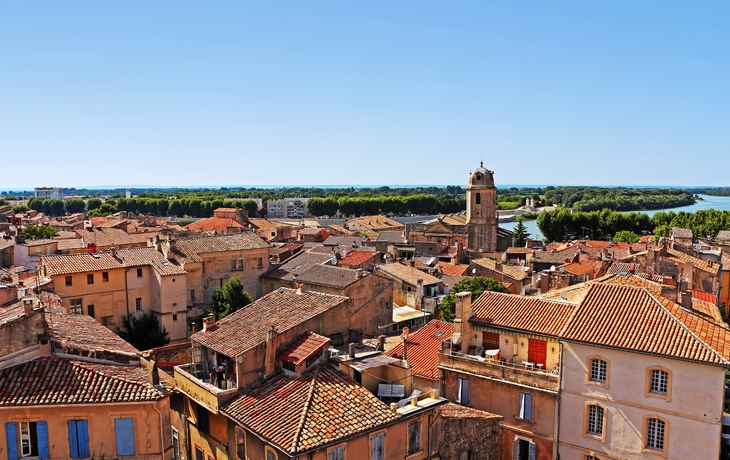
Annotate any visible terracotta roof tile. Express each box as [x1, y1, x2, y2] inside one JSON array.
[[279, 331, 331, 366], [75, 227, 159, 248], [346, 215, 404, 231], [296, 265, 360, 289], [471, 257, 527, 281], [439, 402, 500, 419], [46, 306, 140, 356], [664, 247, 720, 275], [471, 291, 577, 337], [376, 231, 406, 243], [386, 320, 454, 379], [191, 288, 348, 358], [42, 247, 186, 277], [0, 357, 165, 406], [221, 365, 400, 455], [672, 227, 693, 239], [437, 263, 470, 277], [264, 252, 335, 282], [339, 250, 378, 267], [184, 217, 245, 233], [376, 263, 442, 286]]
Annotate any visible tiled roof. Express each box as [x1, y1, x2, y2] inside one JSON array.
[[561, 261, 602, 277], [717, 230, 730, 241], [20, 238, 57, 247], [606, 262, 636, 275], [693, 290, 717, 303], [471, 291, 577, 338], [376, 263, 442, 286], [279, 331, 331, 366], [191, 288, 348, 358], [346, 215, 403, 231], [56, 238, 85, 251], [376, 231, 406, 243], [46, 307, 139, 356], [439, 402, 500, 420], [664, 247, 720, 275], [691, 298, 725, 326], [296, 265, 360, 289], [173, 233, 269, 263], [298, 227, 327, 235], [437, 262, 470, 277], [0, 301, 37, 327], [531, 251, 577, 265], [386, 320, 454, 379], [221, 365, 400, 455], [505, 247, 533, 254], [471, 257, 527, 281], [76, 228, 158, 248], [338, 250, 377, 267], [264, 252, 335, 282], [42, 247, 186, 277], [562, 283, 730, 365], [184, 217, 245, 233], [672, 227, 693, 239], [323, 236, 369, 247], [0, 357, 165, 406]]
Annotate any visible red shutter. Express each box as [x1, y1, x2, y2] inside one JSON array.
[[527, 338, 547, 367], [482, 332, 500, 350]]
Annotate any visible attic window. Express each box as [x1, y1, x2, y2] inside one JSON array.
[[475, 174, 481, 181]]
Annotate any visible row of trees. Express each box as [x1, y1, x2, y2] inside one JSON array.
[[543, 187, 695, 211], [305, 194, 465, 217]]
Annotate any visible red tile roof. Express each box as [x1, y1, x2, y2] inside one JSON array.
[[46, 307, 139, 357], [664, 247, 720, 275], [279, 331, 331, 366], [693, 290, 717, 303], [437, 262, 470, 277], [339, 250, 378, 267], [470, 291, 577, 338], [191, 288, 348, 358], [672, 227, 693, 239], [0, 357, 165, 406], [42, 247, 186, 277], [221, 365, 400, 455], [561, 261, 603, 277], [296, 265, 360, 289], [184, 217, 245, 233], [440, 402, 500, 419], [386, 320, 454, 379]]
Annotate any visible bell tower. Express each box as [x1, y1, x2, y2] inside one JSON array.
[[466, 161, 498, 252]]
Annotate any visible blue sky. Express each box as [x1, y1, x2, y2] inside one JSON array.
[[1, 2, 728, 189]]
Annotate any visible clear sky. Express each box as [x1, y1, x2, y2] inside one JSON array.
[[1, 2, 728, 189]]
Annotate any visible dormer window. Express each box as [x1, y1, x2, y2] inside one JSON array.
[[476, 193, 481, 205], [475, 174, 481, 181]]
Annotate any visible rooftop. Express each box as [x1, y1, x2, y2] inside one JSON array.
[[264, 252, 335, 282], [386, 320, 454, 379], [376, 263, 442, 286], [295, 264, 362, 289], [42, 247, 186, 277], [184, 217, 245, 233], [279, 331, 331, 366], [173, 233, 270, 263]]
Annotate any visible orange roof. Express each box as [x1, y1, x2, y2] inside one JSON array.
[[279, 331, 331, 366], [386, 320, 454, 379], [339, 250, 377, 267], [437, 262, 470, 277], [693, 290, 717, 303], [664, 247, 720, 275], [561, 261, 602, 277], [185, 217, 245, 233]]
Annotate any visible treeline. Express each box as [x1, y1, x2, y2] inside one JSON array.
[[544, 187, 695, 211], [306, 195, 464, 217], [536, 208, 730, 242]]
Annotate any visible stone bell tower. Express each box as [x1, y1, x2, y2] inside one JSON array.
[[466, 161, 498, 252]]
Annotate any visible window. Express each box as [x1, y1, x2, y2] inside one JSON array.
[[457, 378, 469, 405], [65, 275, 73, 287], [527, 338, 547, 367], [513, 438, 536, 460], [87, 304, 95, 318], [5, 421, 50, 459], [476, 193, 481, 205], [135, 298, 142, 311], [197, 404, 210, 434], [650, 369, 669, 395], [371, 432, 385, 460], [590, 359, 607, 383], [235, 427, 245, 460], [102, 271, 109, 282], [586, 404, 604, 436], [137, 268, 143, 278], [70, 299, 83, 315], [114, 418, 136, 456], [646, 417, 666, 451], [258, 257, 264, 268], [191, 289, 196, 302], [586, 455, 601, 460], [172, 428, 181, 460], [519, 393, 533, 420], [329, 445, 345, 460], [172, 314, 178, 321], [232, 259, 243, 271], [407, 420, 421, 455], [266, 446, 278, 460], [195, 445, 204, 460], [68, 420, 90, 459], [87, 274, 94, 285]]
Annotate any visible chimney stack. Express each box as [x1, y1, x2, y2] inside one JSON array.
[[202, 315, 216, 332], [349, 343, 356, 359], [23, 298, 33, 314], [684, 261, 694, 289], [264, 325, 278, 378], [681, 290, 693, 312], [110, 246, 116, 259]]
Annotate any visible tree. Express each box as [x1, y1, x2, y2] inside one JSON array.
[[613, 230, 640, 243], [87, 198, 102, 211], [242, 200, 258, 217], [440, 277, 510, 322], [27, 197, 44, 212], [22, 225, 59, 240], [43, 199, 65, 216], [512, 221, 531, 247], [87, 203, 117, 217], [206, 276, 253, 320], [12, 205, 30, 213], [119, 312, 170, 351], [64, 198, 86, 214]]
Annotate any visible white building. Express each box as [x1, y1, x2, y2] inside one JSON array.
[[267, 197, 309, 219], [34, 187, 64, 200]]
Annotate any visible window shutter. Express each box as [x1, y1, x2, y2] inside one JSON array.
[[512, 439, 519, 460], [462, 379, 469, 405], [528, 441, 536, 460], [115, 418, 136, 456], [372, 433, 384, 460], [68, 421, 79, 459], [524, 394, 533, 420], [37, 421, 50, 459], [77, 420, 90, 459], [5, 422, 19, 460], [519, 393, 526, 419]]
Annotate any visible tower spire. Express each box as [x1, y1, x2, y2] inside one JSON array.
[[480, 154, 483, 168]]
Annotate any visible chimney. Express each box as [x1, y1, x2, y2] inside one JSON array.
[[202, 315, 216, 332], [110, 246, 116, 259], [295, 282, 304, 295], [684, 261, 694, 289], [23, 298, 33, 314], [356, 268, 363, 278], [540, 272, 550, 294], [264, 325, 278, 378], [349, 343, 356, 359], [681, 290, 693, 311], [377, 335, 386, 351]]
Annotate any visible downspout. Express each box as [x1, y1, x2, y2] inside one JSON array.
[[124, 268, 131, 318], [555, 342, 564, 460], [153, 400, 167, 459]]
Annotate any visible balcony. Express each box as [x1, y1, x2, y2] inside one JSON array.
[[174, 363, 239, 413], [438, 347, 559, 392]]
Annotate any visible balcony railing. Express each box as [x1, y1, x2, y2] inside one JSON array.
[[174, 363, 238, 413], [439, 346, 559, 392]]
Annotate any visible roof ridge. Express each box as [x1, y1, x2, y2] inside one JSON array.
[[69, 360, 159, 389], [651, 293, 729, 365], [291, 364, 321, 454]]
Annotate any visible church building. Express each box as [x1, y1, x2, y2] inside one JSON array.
[[405, 163, 513, 254]]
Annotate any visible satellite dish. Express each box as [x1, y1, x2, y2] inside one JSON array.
[[550, 265, 556, 272], [472, 268, 477, 274]]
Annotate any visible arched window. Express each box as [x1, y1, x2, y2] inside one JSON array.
[[475, 193, 481, 205]]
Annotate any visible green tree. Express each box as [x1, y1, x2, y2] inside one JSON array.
[[87, 198, 102, 211], [169, 200, 183, 216], [27, 197, 44, 212], [119, 312, 170, 351], [22, 225, 59, 240], [87, 203, 117, 217], [242, 200, 258, 217], [613, 230, 640, 243], [12, 205, 31, 213], [512, 221, 531, 247], [440, 277, 510, 322], [206, 276, 253, 320], [43, 199, 65, 216], [64, 198, 86, 214]]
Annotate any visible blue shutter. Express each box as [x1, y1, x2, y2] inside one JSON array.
[[77, 420, 90, 458], [37, 421, 50, 460], [528, 441, 536, 460], [68, 421, 79, 459], [115, 418, 136, 456], [524, 394, 533, 421], [512, 439, 519, 460], [5, 422, 18, 460]]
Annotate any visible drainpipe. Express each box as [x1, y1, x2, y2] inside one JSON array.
[[153, 399, 167, 459], [555, 342, 564, 460], [124, 268, 131, 319]]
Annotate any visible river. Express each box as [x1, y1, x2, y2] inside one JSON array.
[[501, 195, 730, 241]]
